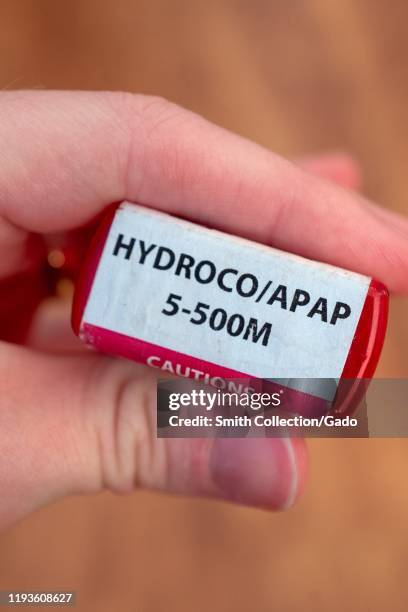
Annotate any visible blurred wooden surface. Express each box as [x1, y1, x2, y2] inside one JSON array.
[[0, 1, 408, 610]]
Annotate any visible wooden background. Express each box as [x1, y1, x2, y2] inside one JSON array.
[[0, 1, 408, 610]]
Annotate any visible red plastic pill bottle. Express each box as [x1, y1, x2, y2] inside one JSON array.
[[72, 202, 388, 417]]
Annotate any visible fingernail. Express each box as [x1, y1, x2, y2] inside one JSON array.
[[210, 437, 299, 510]]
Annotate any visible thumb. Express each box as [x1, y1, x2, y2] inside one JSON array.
[[0, 344, 307, 529]]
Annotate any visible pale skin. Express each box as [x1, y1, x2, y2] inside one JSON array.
[[1, 90, 407, 530]]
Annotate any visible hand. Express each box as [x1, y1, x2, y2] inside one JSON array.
[[0, 91, 406, 530]]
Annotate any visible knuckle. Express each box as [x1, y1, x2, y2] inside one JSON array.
[[104, 92, 186, 137], [102, 91, 211, 201], [139, 95, 190, 137], [86, 357, 165, 493], [103, 92, 195, 196]]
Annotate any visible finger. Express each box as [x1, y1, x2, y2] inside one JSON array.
[[26, 151, 364, 353], [0, 91, 407, 291], [295, 152, 362, 190], [0, 344, 307, 529]]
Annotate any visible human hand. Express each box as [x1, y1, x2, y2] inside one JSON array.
[[1, 91, 406, 530]]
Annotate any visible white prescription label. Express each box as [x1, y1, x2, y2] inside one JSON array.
[[82, 202, 370, 378]]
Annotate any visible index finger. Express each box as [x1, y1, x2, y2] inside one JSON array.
[[0, 90, 407, 292]]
